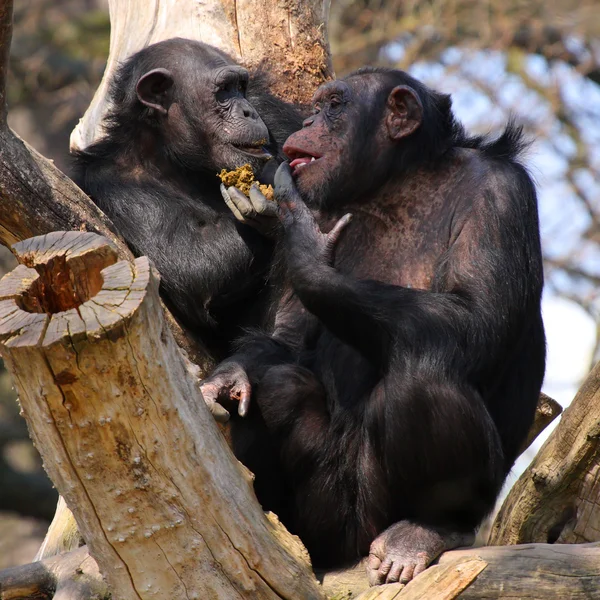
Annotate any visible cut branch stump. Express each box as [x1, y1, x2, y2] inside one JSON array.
[[0, 231, 323, 600]]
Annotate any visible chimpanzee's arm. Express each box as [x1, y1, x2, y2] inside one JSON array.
[[199, 287, 316, 416], [93, 181, 271, 331], [279, 165, 543, 372]]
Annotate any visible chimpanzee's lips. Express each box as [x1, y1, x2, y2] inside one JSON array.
[[233, 143, 272, 160], [289, 156, 318, 174], [285, 148, 322, 175]]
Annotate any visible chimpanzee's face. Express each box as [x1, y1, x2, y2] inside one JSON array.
[[202, 65, 272, 171], [282, 79, 361, 205], [282, 73, 424, 207], [136, 58, 272, 174]]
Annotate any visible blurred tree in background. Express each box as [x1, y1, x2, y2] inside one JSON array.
[[0, 0, 598, 567]]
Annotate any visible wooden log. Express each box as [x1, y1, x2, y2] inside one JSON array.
[[0, 546, 108, 600], [70, 0, 334, 150], [490, 360, 600, 546], [320, 542, 600, 599], [0, 231, 324, 600]]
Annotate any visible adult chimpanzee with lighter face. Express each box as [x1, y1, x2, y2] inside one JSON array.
[[201, 67, 545, 584], [73, 38, 302, 358]]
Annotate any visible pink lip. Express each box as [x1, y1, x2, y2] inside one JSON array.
[[289, 157, 312, 170], [288, 155, 321, 176]]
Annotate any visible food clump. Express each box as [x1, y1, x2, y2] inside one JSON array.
[[218, 163, 274, 201]]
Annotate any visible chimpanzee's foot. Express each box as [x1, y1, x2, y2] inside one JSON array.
[[366, 521, 474, 586]]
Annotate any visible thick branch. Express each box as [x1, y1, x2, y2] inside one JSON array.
[[490, 360, 600, 545], [0, 545, 108, 600], [320, 542, 600, 600], [0, 0, 12, 121], [0, 231, 323, 600]]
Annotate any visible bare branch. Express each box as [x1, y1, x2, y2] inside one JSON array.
[[0, 0, 13, 121]]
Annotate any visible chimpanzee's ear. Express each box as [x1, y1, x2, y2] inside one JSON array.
[[386, 85, 423, 141], [136, 68, 175, 115]]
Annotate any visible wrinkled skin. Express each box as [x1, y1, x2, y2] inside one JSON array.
[[367, 521, 474, 586], [203, 67, 545, 584]]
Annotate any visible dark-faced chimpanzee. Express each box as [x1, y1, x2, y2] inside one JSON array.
[[72, 38, 303, 359], [201, 66, 546, 584]]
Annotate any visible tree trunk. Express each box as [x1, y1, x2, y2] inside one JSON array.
[[490, 360, 600, 546], [0, 231, 323, 600], [70, 0, 334, 150], [0, 0, 597, 598]]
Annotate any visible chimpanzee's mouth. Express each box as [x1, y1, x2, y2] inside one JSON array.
[[289, 156, 318, 173], [233, 141, 272, 160], [285, 147, 322, 175]]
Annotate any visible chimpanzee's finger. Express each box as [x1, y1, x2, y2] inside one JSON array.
[[325, 213, 352, 254], [368, 556, 392, 586], [239, 385, 252, 417], [249, 185, 278, 217], [209, 402, 231, 423], [277, 199, 294, 227], [275, 162, 305, 209], [220, 184, 246, 222], [198, 382, 231, 422], [257, 158, 278, 186], [227, 186, 254, 217], [274, 161, 295, 194], [399, 562, 416, 585], [386, 560, 403, 584]]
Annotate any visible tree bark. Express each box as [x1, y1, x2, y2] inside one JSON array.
[[70, 0, 334, 150], [0, 546, 108, 600], [319, 542, 600, 600], [0, 231, 323, 600], [489, 359, 600, 546]]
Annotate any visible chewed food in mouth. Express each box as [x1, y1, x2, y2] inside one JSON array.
[[218, 163, 274, 201]]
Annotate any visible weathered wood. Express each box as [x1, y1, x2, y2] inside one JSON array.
[[520, 392, 562, 454], [0, 545, 108, 600], [0, 0, 12, 122], [490, 360, 600, 546], [35, 497, 82, 561], [320, 542, 600, 599], [70, 0, 333, 150], [0, 231, 324, 600], [351, 556, 487, 600]]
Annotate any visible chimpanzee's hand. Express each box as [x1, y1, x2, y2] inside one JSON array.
[[199, 361, 252, 419], [367, 521, 474, 587], [275, 162, 351, 267], [220, 184, 279, 238]]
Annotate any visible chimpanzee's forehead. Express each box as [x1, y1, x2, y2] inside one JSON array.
[[189, 49, 235, 71], [311, 79, 352, 102]]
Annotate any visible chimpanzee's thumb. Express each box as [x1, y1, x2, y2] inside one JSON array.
[[274, 162, 297, 201]]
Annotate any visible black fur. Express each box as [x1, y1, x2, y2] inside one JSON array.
[[72, 38, 303, 357], [206, 67, 546, 568]]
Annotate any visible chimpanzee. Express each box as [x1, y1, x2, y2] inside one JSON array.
[[72, 38, 303, 359], [201, 67, 546, 584]]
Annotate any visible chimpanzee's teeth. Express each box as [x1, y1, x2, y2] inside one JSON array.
[[297, 163, 307, 169], [311, 157, 316, 162]]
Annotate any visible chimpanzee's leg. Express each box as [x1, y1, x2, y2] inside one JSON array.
[[228, 362, 329, 523], [366, 373, 505, 585]]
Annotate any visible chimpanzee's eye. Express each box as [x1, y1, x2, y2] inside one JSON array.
[[328, 95, 344, 114], [312, 103, 322, 115]]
